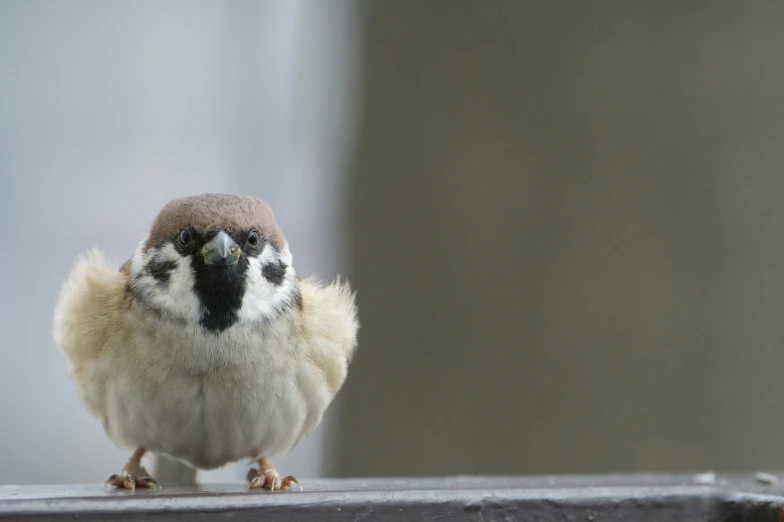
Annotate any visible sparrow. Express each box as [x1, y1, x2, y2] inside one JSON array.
[[53, 193, 359, 491]]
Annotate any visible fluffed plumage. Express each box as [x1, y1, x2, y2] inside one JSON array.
[[53, 193, 358, 490]]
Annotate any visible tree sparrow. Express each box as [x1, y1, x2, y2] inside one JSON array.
[[53, 193, 359, 491]]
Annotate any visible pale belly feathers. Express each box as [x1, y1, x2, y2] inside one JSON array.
[[93, 305, 326, 470]]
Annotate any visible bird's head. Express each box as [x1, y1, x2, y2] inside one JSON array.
[[126, 193, 300, 332]]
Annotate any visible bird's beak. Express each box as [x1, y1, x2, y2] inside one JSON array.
[[201, 230, 241, 266]]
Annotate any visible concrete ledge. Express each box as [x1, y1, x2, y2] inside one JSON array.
[[1, 475, 783, 520]]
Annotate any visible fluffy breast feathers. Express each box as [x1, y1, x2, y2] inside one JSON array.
[[53, 249, 359, 448]]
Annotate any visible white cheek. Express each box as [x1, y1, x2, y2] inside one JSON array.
[[160, 256, 201, 322], [129, 242, 201, 322], [237, 247, 297, 324]]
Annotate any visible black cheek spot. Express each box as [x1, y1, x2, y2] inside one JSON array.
[[262, 260, 287, 286], [146, 259, 178, 285]]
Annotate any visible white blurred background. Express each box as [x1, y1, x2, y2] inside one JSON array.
[[0, 0, 361, 484]]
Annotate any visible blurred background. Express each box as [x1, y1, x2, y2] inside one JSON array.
[[1, 0, 784, 485]]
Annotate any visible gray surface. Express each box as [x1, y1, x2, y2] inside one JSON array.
[[1, 475, 783, 520]]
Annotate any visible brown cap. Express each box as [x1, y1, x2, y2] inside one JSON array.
[[145, 193, 286, 251]]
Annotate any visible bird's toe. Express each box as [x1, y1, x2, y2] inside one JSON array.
[[105, 468, 159, 491]]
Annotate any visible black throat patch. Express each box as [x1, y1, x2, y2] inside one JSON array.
[[190, 231, 250, 333]]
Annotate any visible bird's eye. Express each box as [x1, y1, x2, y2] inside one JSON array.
[[248, 229, 260, 247], [178, 228, 192, 246]]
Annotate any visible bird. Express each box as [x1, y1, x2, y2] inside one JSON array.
[[53, 193, 359, 491]]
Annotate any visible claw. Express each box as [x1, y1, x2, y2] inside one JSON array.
[[247, 458, 301, 492], [105, 469, 158, 491], [122, 473, 136, 491], [135, 476, 159, 489], [285, 476, 303, 491], [105, 449, 158, 491]]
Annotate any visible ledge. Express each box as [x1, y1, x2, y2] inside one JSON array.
[[1, 475, 783, 520]]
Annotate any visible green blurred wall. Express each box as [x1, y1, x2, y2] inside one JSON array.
[[336, 1, 784, 476]]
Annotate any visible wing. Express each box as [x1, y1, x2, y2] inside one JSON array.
[[286, 277, 358, 442], [53, 249, 129, 418], [298, 276, 359, 391]]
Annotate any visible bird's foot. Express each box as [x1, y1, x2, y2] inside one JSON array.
[[105, 466, 158, 491], [247, 458, 301, 492], [105, 448, 159, 491]]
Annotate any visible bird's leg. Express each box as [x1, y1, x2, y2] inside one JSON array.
[[247, 457, 301, 491], [105, 447, 159, 490]]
